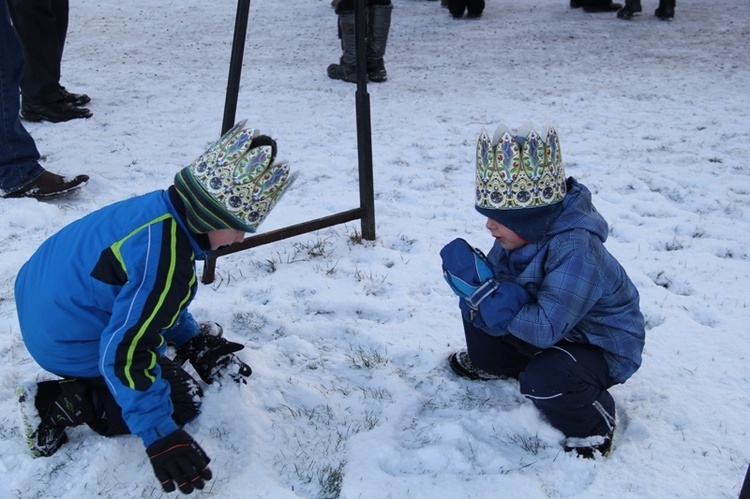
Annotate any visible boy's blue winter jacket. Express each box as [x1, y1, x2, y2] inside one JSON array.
[[486, 178, 645, 384], [15, 188, 208, 446]]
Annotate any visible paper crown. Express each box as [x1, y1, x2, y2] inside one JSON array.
[[475, 124, 566, 212], [174, 120, 293, 234]]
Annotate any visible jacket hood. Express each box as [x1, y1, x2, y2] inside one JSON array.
[[546, 178, 609, 243]]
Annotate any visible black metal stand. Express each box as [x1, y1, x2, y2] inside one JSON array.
[[202, 0, 376, 284]]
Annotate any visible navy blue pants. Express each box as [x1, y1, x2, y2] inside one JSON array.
[[464, 320, 616, 439]]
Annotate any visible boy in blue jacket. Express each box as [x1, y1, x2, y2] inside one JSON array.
[[14, 121, 293, 493], [440, 124, 645, 458]]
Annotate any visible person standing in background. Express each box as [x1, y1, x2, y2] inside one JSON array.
[[1, 0, 88, 198], [327, 0, 393, 83], [8, 0, 92, 123]]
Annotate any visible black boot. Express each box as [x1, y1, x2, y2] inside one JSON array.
[[617, 0, 642, 18], [367, 4, 392, 82], [582, 0, 623, 12], [654, 0, 675, 20], [327, 12, 357, 83], [466, 0, 485, 18], [17, 379, 94, 457], [21, 99, 92, 123], [447, 0, 467, 18], [174, 322, 252, 384]]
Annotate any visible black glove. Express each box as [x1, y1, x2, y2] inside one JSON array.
[[175, 327, 252, 385], [146, 430, 212, 494]]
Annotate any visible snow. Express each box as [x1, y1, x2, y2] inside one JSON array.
[[1, 0, 749, 497]]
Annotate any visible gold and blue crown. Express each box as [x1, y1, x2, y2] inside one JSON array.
[[174, 120, 293, 234], [475, 124, 566, 212]]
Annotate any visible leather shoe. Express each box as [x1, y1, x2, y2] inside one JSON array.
[[21, 99, 92, 123], [59, 87, 91, 107], [583, 1, 622, 11], [3, 171, 89, 199]]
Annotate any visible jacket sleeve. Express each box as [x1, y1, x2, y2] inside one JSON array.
[[96, 215, 197, 446], [507, 232, 603, 348]]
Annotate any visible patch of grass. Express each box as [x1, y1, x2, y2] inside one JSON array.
[[346, 346, 389, 369]]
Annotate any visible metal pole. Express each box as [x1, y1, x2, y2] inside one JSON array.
[[354, 0, 376, 241], [202, 0, 377, 283], [204, 0, 251, 283], [222, 0, 251, 135]]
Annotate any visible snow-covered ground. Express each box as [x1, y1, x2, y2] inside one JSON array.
[[1, 0, 749, 497]]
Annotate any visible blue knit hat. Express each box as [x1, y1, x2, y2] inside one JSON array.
[[474, 124, 566, 243], [173, 121, 293, 234]]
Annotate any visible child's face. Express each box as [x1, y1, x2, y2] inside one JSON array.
[[208, 229, 246, 250], [485, 218, 527, 250]]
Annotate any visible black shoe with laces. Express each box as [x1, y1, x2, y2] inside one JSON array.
[[21, 99, 92, 123], [59, 87, 91, 107], [327, 61, 357, 83], [448, 351, 506, 381]]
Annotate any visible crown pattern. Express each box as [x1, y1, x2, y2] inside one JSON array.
[[475, 125, 566, 211], [190, 120, 292, 231]]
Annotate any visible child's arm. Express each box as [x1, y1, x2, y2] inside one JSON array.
[[441, 238, 530, 334], [508, 234, 603, 348]]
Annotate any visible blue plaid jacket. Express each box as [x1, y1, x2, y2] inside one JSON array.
[[486, 178, 645, 384]]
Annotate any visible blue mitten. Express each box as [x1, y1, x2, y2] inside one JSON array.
[[440, 238, 499, 308], [459, 281, 530, 333], [475, 281, 531, 333]]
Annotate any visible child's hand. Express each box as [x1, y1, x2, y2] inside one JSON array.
[[440, 238, 498, 308], [459, 281, 531, 334]]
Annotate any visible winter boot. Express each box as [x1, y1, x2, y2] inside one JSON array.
[[654, 0, 675, 20], [367, 4, 392, 82], [447, 0, 468, 18], [466, 0, 485, 18], [448, 351, 507, 381], [174, 322, 252, 384], [617, 0, 642, 18], [564, 421, 616, 459], [327, 12, 357, 83], [16, 379, 94, 457]]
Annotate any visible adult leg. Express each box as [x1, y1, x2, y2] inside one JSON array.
[[327, 0, 357, 82], [7, 0, 64, 104], [0, 0, 44, 194], [366, 1, 392, 82], [519, 343, 616, 447], [8, 0, 90, 122]]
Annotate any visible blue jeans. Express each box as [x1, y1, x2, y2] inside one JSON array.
[[0, 0, 43, 195]]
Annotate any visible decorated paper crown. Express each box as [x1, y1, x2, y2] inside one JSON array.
[[174, 120, 294, 234], [474, 124, 567, 242]]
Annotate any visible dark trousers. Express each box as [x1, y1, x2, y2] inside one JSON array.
[[336, 0, 391, 13], [464, 320, 616, 439], [82, 357, 203, 437], [7, 0, 69, 104], [0, 0, 43, 193]]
